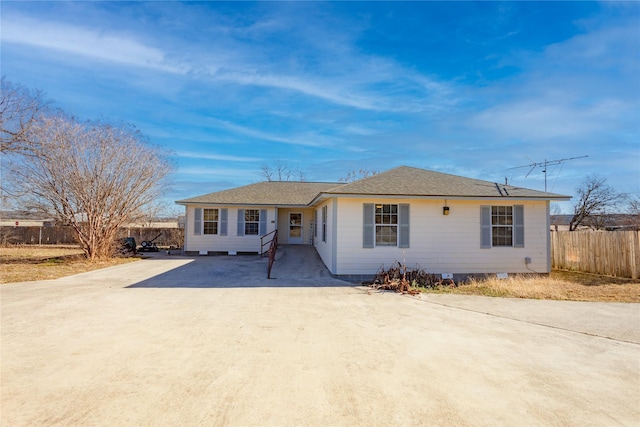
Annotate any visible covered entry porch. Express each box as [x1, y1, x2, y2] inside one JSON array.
[[275, 207, 316, 245]]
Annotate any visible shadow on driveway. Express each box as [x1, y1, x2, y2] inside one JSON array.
[[128, 245, 352, 288]]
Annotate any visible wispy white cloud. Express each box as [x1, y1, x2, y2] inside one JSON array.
[[2, 15, 188, 74], [469, 98, 630, 140], [207, 62, 455, 113], [344, 125, 377, 136], [177, 166, 258, 180], [177, 151, 262, 162], [466, 18, 639, 144], [2, 8, 456, 114], [206, 118, 335, 148], [213, 71, 385, 111]]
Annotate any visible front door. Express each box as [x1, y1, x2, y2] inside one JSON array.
[[288, 212, 303, 244]]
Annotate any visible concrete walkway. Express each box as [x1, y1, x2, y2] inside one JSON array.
[[269, 244, 346, 284], [2, 253, 639, 426]]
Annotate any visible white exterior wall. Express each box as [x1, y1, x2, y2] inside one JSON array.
[[183, 205, 277, 253], [313, 199, 337, 273], [332, 198, 550, 275]]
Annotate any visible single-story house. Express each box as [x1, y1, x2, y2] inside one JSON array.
[[176, 166, 570, 280]]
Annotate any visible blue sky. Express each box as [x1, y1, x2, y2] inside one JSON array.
[[2, 1, 639, 212]]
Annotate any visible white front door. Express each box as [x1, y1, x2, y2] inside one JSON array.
[[288, 212, 303, 244]]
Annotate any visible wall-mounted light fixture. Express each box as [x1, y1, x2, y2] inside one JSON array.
[[443, 200, 450, 215]]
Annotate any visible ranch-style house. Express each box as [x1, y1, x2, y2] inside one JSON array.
[[176, 166, 570, 281]]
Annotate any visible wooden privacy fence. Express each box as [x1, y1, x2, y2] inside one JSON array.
[[551, 231, 639, 279], [1, 226, 184, 248]]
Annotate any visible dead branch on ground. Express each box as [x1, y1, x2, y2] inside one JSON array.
[[369, 261, 456, 295]]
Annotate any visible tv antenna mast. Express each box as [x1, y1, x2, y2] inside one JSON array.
[[507, 155, 588, 192]]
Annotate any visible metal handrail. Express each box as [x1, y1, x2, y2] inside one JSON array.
[[260, 229, 278, 257], [266, 230, 278, 279]]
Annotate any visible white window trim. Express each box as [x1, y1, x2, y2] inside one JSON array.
[[203, 208, 219, 235]]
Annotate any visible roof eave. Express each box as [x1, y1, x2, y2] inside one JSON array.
[[175, 201, 313, 207], [315, 192, 571, 201]]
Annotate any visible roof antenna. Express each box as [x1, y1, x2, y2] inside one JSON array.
[[507, 155, 588, 192]]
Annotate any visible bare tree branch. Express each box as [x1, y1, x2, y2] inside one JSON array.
[[569, 175, 624, 231], [259, 164, 274, 182], [259, 161, 305, 182], [0, 76, 52, 155], [7, 116, 174, 259], [339, 169, 379, 183], [622, 192, 640, 230]]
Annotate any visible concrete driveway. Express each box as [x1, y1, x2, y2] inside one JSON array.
[[2, 248, 639, 426]]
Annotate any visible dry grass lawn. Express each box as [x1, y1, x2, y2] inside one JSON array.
[[0, 245, 138, 284], [427, 270, 640, 303]]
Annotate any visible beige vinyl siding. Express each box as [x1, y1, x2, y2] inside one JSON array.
[[184, 205, 276, 253], [333, 198, 550, 275], [313, 199, 336, 272]]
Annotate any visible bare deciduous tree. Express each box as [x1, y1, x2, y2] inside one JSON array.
[[0, 77, 51, 155], [8, 115, 174, 259], [259, 161, 305, 181], [339, 169, 379, 183], [622, 192, 640, 230], [569, 175, 624, 231], [626, 192, 640, 215]]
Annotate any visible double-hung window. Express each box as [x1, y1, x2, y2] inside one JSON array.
[[492, 206, 513, 246], [244, 209, 260, 235], [481, 205, 524, 248], [363, 203, 409, 248], [375, 204, 398, 246], [194, 208, 227, 236], [203, 208, 219, 235], [237, 209, 267, 236]]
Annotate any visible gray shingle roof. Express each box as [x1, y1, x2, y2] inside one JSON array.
[[176, 166, 570, 206], [176, 181, 344, 206], [320, 166, 570, 199]]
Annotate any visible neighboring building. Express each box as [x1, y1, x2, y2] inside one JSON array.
[[0, 211, 55, 227], [176, 166, 570, 280], [551, 214, 640, 231]]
